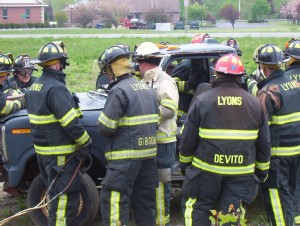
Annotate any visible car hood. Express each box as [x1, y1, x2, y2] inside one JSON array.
[[0, 91, 107, 123]]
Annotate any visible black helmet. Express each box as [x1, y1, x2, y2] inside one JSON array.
[[98, 46, 130, 72], [255, 44, 284, 65], [0, 54, 13, 73], [285, 38, 300, 60], [13, 54, 37, 71], [115, 44, 130, 53], [37, 42, 69, 68]]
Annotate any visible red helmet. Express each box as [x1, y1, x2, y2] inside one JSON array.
[[212, 54, 245, 76], [191, 33, 210, 44]]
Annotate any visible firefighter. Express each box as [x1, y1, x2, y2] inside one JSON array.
[[25, 41, 92, 226], [3, 54, 37, 93], [191, 33, 211, 44], [221, 37, 243, 56], [171, 34, 212, 119], [245, 44, 267, 97], [97, 45, 159, 226], [254, 44, 300, 225], [180, 54, 271, 225], [0, 54, 25, 115], [135, 42, 179, 226], [283, 38, 300, 225]]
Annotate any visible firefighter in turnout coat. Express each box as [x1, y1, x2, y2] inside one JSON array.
[[97, 45, 159, 226], [135, 42, 179, 226], [180, 54, 271, 225], [25, 42, 92, 226], [255, 43, 300, 225], [284, 38, 300, 225]]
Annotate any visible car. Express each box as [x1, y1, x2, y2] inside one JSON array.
[[189, 20, 199, 30], [149, 23, 156, 30], [0, 40, 237, 225], [95, 23, 105, 29], [174, 21, 185, 30]]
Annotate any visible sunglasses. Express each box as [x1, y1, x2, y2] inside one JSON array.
[[18, 69, 33, 76]]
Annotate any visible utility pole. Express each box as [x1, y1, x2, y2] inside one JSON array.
[[238, 0, 241, 20], [184, 0, 188, 33]]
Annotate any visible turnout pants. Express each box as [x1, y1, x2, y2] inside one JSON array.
[[156, 142, 176, 226], [37, 154, 81, 226], [261, 156, 300, 226], [296, 171, 300, 224], [181, 166, 258, 226], [100, 158, 157, 226]]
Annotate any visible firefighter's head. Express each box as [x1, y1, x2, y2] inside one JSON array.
[[134, 42, 162, 76], [254, 44, 284, 78], [13, 54, 37, 83], [284, 38, 300, 67], [191, 33, 210, 44], [98, 45, 134, 79], [37, 41, 69, 70], [212, 54, 245, 78], [0, 54, 13, 84]]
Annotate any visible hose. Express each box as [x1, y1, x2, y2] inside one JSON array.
[[0, 154, 83, 226]]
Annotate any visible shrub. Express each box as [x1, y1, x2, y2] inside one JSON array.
[[27, 23, 34, 28], [0, 24, 4, 29], [34, 23, 41, 28], [105, 21, 112, 28]]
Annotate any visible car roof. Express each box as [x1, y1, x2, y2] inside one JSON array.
[[159, 42, 236, 56]]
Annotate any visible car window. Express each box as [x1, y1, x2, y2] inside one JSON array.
[[165, 57, 212, 84]]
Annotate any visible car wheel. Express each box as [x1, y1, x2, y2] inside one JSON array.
[[27, 173, 99, 226]]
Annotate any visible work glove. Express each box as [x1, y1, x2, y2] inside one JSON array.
[[179, 163, 190, 176], [255, 173, 268, 184], [76, 142, 92, 161]]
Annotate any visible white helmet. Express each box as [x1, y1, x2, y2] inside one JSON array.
[[135, 42, 161, 59]]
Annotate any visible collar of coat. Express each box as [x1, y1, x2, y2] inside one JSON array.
[[143, 66, 161, 83], [42, 67, 67, 85], [257, 69, 284, 90]]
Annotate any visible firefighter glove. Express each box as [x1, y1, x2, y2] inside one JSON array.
[[179, 163, 190, 176], [256, 173, 268, 183], [77, 143, 92, 161]]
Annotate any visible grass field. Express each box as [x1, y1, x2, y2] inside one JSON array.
[[0, 36, 293, 92], [0, 21, 298, 92], [0, 23, 296, 225]]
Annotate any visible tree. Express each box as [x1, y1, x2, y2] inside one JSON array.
[[55, 11, 68, 27], [98, 0, 130, 29], [145, 8, 170, 24], [267, 0, 276, 14], [188, 2, 208, 25], [251, 0, 271, 22], [219, 4, 239, 29], [281, 0, 300, 24], [72, 3, 97, 28]]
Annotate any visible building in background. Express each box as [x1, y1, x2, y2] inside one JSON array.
[[0, 0, 47, 24], [129, 0, 180, 24]]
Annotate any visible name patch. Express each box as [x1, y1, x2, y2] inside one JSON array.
[[280, 81, 300, 91], [29, 83, 43, 91], [214, 154, 244, 164], [217, 96, 242, 106], [131, 83, 149, 91]]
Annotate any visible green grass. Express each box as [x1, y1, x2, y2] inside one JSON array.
[[0, 20, 299, 34], [0, 36, 290, 92]]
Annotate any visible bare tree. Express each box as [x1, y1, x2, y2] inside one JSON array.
[[219, 4, 239, 29], [98, 0, 131, 29], [145, 8, 170, 24], [73, 2, 97, 28]]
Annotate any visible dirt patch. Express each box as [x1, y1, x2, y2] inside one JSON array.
[[0, 182, 33, 225]]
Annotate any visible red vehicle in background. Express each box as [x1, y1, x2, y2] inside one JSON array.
[[120, 18, 149, 29]]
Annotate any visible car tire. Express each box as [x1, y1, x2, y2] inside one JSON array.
[[27, 173, 99, 226]]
